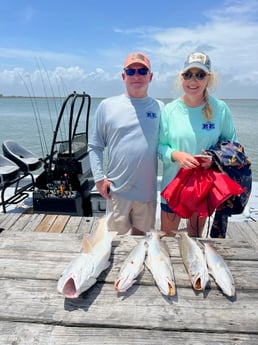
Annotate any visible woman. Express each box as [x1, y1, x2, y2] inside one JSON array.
[[158, 51, 237, 237]]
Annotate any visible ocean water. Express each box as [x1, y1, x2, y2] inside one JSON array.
[[0, 96, 257, 180]]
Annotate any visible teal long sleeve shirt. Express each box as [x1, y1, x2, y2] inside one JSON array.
[[158, 96, 237, 202]]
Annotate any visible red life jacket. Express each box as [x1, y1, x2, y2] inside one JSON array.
[[161, 166, 244, 218]]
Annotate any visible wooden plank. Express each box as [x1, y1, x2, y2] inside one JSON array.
[[0, 232, 83, 253], [35, 214, 58, 232], [0, 232, 258, 291], [239, 222, 258, 249], [227, 222, 258, 249], [0, 213, 22, 230], [1, 320, 258, 345], [0, 220, 258, 344], [1, 231, 257, 260], [6, 213, 38, 232], [49, 215, 70, 233], [0, 279, 257, 334], [0, 248, 257, 290], [62, 215, 82, 233], [76, 216, 96, 234], [22, 213, 46, 232]]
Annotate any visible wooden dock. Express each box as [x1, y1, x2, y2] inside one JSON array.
[[0, 212, 258, 344]]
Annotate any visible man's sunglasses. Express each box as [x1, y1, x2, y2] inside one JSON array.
[[182, 71, 207, 81], [124, 68, 149, 76]]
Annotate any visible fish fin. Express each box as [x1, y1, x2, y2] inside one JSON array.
[[81, 235, 94, 253], [159, 237, 170, 254], [90, 216, 107, 247], [94, 213, 117, 243], [157, 230, 168, 239], [149, 229, 167, 238], [87, 213, 113, 248], [109, 230, 118, 241]]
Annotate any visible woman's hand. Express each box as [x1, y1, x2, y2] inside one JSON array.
[[172, 151, 200, 169], [172, 151, 212, 169]]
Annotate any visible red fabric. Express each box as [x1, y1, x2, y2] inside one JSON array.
[[161, 167, 244, 218]]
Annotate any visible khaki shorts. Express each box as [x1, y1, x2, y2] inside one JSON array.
[[106, 195, 156, 235]]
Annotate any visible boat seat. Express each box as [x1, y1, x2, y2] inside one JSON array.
[[2, 140, 42, 173], [0, 154, 37, 213], [0, 155, 20, 188]]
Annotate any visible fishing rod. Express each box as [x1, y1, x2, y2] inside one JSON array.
[[39, 58, 68, 146], [54, 74, 70, 144], [26, 74, 49, 157], [18, 72, 47, 158], [36, 58, 55, 133]]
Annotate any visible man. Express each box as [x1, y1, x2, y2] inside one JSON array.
[[88, 52, 163, 235]]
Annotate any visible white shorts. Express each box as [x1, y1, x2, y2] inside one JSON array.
[[106, 195, 156, 235]]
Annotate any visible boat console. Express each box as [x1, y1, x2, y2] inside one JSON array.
[[33, 92, 100, 216]]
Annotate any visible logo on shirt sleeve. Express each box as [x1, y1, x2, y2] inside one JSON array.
[[146, 112, 157, 119]]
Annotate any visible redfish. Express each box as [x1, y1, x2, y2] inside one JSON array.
[[177, 231, 209, 291], [203, 242, 235, 296], [57, 214, 117, 298], [115, 238, 147, 292], [145, 231, 176, 296]]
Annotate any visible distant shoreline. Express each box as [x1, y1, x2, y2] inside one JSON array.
[[0, 95, 104, 100], [1, 95, 258, 101]]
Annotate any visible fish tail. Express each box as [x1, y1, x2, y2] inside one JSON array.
[[172, 228, 188, 236], [168, 280, 176, 296]]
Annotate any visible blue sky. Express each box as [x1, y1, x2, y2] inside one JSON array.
[[1, 0, 258, 99]]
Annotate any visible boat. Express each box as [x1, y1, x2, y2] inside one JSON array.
[[0, 92, 96, 216]]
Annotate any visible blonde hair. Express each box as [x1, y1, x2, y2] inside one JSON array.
[[174, 71, 219, 121]]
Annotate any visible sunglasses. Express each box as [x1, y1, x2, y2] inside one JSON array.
[[182, 71, 207, 81], [124, 68, 149, 76]]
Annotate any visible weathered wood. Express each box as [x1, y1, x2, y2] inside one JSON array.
[[48, 214, 70, 233], [35, 214, 58, 232], [0, 278, 257, 334], [21, 213, 46, 232], [0, 231, 83, 252], [0, 247, 258, 290], [0, 215, 258, 344], [227, 221, 258, 248], [76, 216, 96, 234], [0, 212, 21, 230], [62, 215, 82, 233], [1, 230, 257, 260], [1, 321, 258, 345]]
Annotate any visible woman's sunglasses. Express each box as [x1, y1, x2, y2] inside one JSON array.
[[182, 71, 207, 81], [124, 68, 149, 76]]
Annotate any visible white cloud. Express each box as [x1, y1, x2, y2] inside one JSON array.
[[0, 0, 258, 98]]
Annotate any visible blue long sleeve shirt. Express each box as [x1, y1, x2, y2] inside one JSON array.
[[88, 94, 163, 202]]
